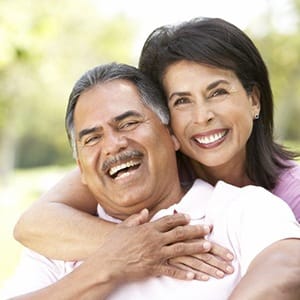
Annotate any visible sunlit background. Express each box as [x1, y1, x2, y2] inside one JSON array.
[[1, 0, 300, 289]]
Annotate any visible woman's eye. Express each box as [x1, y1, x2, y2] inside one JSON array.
[[210, 88, 228, 98], [173, 97, 189, 106]]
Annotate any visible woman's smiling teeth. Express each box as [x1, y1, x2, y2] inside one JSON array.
[[194, 130, 227, 145], [108, 160, 140, 178]]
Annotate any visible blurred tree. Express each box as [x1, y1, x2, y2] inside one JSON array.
[[0, 0, 136, 182], [1, 0, 300, 186], [248, 0, 300, 142]]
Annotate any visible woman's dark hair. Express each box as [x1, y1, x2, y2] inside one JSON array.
[[139, 17, 298, 190]]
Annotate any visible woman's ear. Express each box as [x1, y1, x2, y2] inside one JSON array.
[[250, 85, 261, 117], [171, 134, 181, 151]]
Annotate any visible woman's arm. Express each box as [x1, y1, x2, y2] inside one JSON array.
[[6, 212, 210, 300], [14, 168, 234, 277]]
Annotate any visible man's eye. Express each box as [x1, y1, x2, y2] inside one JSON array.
[[84, 135, 101, 145], [120, 120, 139, 129]]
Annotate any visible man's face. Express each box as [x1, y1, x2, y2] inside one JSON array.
[[74, 79, 181, 219]]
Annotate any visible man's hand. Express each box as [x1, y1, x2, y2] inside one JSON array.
[[93, 209, 233, 283]]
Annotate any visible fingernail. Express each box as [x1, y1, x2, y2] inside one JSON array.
[[203, 224, 210, 233], [226, 266, 234, 273], [227, 253, 234, 260], [203, 241, 211, 250], [216, 270, 224, 278], [201, 274, 209, 281], [184, 214, 191, 221], [186, 272, 195, 280]]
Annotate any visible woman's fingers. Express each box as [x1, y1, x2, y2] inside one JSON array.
[[168, 253, 234, 280], [209, 241, 234, 261], [118, 213, 234, 281], [154, 264, 196, 281]]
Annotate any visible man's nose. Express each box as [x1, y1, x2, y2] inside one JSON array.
[[102, 132, 128, 156]]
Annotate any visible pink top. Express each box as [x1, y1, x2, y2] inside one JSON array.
[[272, 162, 300, 222]]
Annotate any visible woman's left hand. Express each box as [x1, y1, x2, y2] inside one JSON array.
[[168, 241, 234, 280]]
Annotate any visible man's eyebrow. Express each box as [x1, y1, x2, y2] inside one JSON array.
[[78, 126, 101, 141], [78, 111, 142, 141], [114, 110, 142, 122]]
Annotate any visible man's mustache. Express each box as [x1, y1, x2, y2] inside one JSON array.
[[101, 150, 143, 173]]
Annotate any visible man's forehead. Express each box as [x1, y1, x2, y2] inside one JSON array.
[[74, 81, 156, 130], [78, 79, 155, 115], [80, 80, 143, 106]]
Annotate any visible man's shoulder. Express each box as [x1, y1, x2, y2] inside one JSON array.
[[211, 181, 286, 213]]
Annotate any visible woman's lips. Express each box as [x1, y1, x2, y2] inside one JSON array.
[[193, 129, 228, 148]]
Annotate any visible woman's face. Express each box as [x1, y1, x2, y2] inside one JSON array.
[[163, 60, 260, 170]]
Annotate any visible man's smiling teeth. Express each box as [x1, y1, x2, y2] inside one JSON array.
[[195, 131, 227, 144], [109, 160, 139, 176]]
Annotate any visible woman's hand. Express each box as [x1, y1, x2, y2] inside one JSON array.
[[168, 240, 234, 280]]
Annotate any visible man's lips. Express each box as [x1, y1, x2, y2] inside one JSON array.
[[102, 150, 143, 179], [109, 160, 141, 178], [193, 129, 228, 146]]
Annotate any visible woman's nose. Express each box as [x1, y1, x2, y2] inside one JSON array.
[[192, 103, 215, 125]]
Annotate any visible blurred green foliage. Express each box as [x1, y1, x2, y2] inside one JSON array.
[[0, 0, 300, 184], [0, 0, 136, 179], [0, 164, 74, 289], [1, 0, 300, 290], [249, 0, 300, 141]]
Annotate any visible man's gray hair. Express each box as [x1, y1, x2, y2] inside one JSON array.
[[65, 62, 170, 158]]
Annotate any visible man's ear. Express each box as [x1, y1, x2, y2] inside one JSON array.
[[171, 134, 180, 151], [250, 85, 261, 117], [76, 159, 87, 185]]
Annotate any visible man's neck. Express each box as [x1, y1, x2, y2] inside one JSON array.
[[147, 184, 187, 219], [97, 179, 186, 222]]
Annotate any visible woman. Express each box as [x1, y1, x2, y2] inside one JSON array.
[[138, 17, 300, 214], [14, 17, 300, 280]]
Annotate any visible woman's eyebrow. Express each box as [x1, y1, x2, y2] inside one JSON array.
[[206, 79, 229, 91], [168, 91, 191, 102], [168, 79, 230, 101]]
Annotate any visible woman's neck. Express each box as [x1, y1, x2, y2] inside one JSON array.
[[190, 159, 253, 187]]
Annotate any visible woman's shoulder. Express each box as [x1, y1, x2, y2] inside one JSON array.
[[272, 160, 300, 221], [279, 161, 300, 181]]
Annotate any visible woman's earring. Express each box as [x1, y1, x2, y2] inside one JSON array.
[[254, 113, 259, 120]]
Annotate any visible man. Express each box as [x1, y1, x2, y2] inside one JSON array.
[[2, 63, 300, 299]]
